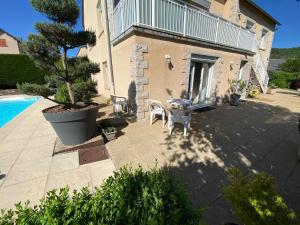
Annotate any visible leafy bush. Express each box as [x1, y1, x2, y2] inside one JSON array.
[[223, 168, 297, 225], [229, 79, 247, 95], [248, 86, 260, 98], [269, 71, 300, 89], [0, 166, 203, 225], [54, 80, 97, 104], [0, 54, 45, 89], [278, 59, 300, 73]]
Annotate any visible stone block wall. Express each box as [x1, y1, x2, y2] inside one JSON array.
[[130, 44, 149, 120]]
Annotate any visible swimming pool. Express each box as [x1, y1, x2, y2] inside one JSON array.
[[0, 97, 40, 128]]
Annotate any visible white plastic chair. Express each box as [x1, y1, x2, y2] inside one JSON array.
[[148, 99, 166, 126], [168, 108, 191, 137], [111, 95, 128, 116]]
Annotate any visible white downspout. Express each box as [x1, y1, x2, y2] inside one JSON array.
[[103, 0, 115, 95]]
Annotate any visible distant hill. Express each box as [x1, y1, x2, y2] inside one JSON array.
[[271, 47, 300, 59]]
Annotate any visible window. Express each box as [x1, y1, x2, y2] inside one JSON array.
[[102, 61, 110, 90], [238, 61, 247, 80], [260, 28, 268, 50], [0, 39, 7, 47], [245, 19, 255, 31], [96, 1, 104, 33]]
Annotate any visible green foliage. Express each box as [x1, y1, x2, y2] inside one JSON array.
[[0, 167, 203, 225], [229, 79, 247, 95], [223, 168, 297, 225], [17, 83, 55, 98], [271, 47, 300, 59], [248, 86, 260, 98], [0, 54, 45, 89], [20, 0, 100, 106], [30, 0, 79, 26], [278, 59, 300, 73], [269, 71, 300, 89], [54, 79, 97, 104]]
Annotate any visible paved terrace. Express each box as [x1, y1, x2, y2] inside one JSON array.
[[0, 90, 299, 224], [105, 89, 300, 224], [0, 98, 115, 209]]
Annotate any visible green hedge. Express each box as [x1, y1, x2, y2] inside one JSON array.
[[0, 54, 45, 89], [0, 166, 203, 225], [269, 71, 300, 89]]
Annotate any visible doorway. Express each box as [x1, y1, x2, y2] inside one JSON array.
[[188, 61, 213, 105]]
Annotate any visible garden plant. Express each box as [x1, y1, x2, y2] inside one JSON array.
[[17, 0, 101, 145], [223, 168, 297, 225], [0, 166, 203, 225]]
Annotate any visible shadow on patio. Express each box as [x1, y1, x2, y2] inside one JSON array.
[[106, 99, 300, 225]]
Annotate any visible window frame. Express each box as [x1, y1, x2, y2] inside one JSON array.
[[0, 39, 7, 47], [260, 28, 268, 50], [245, 19, 255, 31]]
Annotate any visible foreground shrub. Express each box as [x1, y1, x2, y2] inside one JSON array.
[[0, 166, 203, 225], [223, 168, 297, 225]]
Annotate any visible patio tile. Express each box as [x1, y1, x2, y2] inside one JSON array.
[[49, 152, 79, 174], [4, 158, 52, 186], [25, 135, 56, 148], [16, 145, 53, 163], [0, 139, 27, 154], [0, 150, 20, 167], [45, 167, 91, 192], [0, 164, 11, 187], [0, 176, 47, 210], [86, 159, 115, 187]]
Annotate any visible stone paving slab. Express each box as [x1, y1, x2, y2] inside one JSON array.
[[106, 90, 300, 225], [0, 98, 115, 210]]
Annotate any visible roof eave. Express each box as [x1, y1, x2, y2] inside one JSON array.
[[246, 0, 281, 26]]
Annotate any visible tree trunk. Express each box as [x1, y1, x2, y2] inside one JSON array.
[[61, 49, 75, 105]]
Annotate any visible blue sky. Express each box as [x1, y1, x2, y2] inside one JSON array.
[[0, 0, 299, 51]]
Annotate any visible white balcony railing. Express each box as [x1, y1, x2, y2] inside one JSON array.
[[112, 0, 255, 52]]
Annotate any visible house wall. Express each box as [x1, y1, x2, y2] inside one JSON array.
[[239, 0, 276, 68], [83, 0, 111, 98], [0, 33, 20, 54], [131, 34, 253, 118]]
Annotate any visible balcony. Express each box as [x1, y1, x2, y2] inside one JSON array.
[[112, 0, 255, 52]]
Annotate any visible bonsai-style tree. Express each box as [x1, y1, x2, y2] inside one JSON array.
[[18, 0, 100, 107]]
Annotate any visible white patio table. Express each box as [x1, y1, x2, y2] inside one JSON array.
[[166, 98, 192, 109], [166, 99, 192, 136]]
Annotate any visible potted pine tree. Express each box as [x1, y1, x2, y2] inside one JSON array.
[[18, 0, 100, 145]]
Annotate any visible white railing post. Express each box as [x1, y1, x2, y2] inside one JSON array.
[[236, 27, 241, 47], [136, 0, 140, 25], [183, 4, 187, 36], [121, 6, 124, 32], [152, 0, 155, 28], [215, 17, 220, 43]]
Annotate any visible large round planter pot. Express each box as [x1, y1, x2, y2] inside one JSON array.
[[43, 104, 99, 145], [230, 93, 241, 106]]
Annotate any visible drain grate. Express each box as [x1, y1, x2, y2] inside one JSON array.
[[78, 145, 109, 165]]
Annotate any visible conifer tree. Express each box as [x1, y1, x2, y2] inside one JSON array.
[[18, 0, 100, 106]]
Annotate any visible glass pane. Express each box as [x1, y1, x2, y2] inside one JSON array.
[[199, 63, 210, 103]]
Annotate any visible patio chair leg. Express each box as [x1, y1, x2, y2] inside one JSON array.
[[150, 113, 153, 126], [184, 126, 187, 137]]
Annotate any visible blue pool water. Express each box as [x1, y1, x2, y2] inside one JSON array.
[[0, 97, 40, 128]]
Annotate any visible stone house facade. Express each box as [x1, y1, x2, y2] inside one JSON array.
[[82, 0, 279, 119]]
